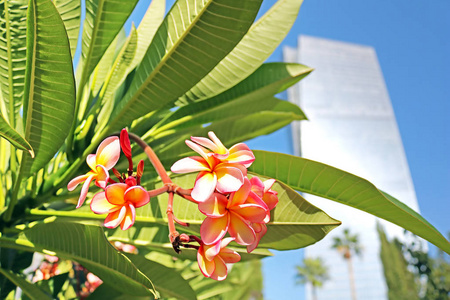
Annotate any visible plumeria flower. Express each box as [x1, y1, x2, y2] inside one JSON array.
[[67, 137, 120, 208], [171, 132, 254, 202], [197, 237, 241, 281], [191, 131, 255, 166], [246, 177, 279, 253], [90, 180, 149, 230], [199, 178, 268, 245]]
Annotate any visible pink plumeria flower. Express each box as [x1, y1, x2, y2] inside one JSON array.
[[197, 237, 241, 281], [246, 177, 279, 253], [67, 137, 120, 208], [199, 178, 268, 246], [171, 132, 254, 202], [191, 131, 255, 166], [90, 180, 149, 230]]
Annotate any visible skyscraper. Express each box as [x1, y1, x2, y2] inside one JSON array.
[[284, 36, 421, 300]]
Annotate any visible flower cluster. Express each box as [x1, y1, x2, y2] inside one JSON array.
[[68, 130, 278, 281], [171, 132, 278, 280], [68, 129, 149, 230]]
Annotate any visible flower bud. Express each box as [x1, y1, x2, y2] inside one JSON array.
[[137, 160, 144, 178], [120, 128, 132, 158]]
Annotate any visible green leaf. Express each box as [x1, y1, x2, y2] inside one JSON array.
[[139, 250, 263, 300], [216, 260, 263, 300], [54, 0, 81, 58], [151, 63, 311, 136], [172, 259, 263, 300], [95, 25, 138, 132], [87, 283, 149, 300], [178, 0, 304, 104], [20, 0, 76, 175], [90, 28, 126, 98], [0, 0, 28, 126], [249, 151, 450, 254], [103, 0, 264, 136], [129, 0, 165, 72], [18, 221, 157, 297], [126, 254, 197, 300], [0, 113, 34, 156], [153, 102, 305, 162], [81, 0, 139, 82], [156, 97, 306, 140], [0, 267, 52, 300]]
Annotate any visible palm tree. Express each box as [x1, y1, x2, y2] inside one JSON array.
[[331, 228, 362, 300], [295, 257, 329, 300]]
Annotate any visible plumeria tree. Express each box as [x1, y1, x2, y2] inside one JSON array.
[[0, 0, 449, 298]]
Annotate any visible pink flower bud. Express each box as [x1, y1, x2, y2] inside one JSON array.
[[137, 160, 144, 178], [120, 128, 132, 158]]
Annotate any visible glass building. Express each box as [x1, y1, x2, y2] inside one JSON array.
[[283, 35, 421, 300]]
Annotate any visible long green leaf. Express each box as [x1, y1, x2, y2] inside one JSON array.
[[20, 0, 75, 175], [54, 0, 81, 57], [87, 284, 149, 300], [0, 267, 52, 300], [126, 254, 197, 300], [150, 63, 311, 136], [95, 26, 138, 132], [190, 260, 263, 300], [0, 113, 33, 156], [249, 151, 450, 254], [153, 103, 305, 162], [129, 0, 165, 71], [178, 0, 304, 104], [16, 221, 157, 297], [81, 0, 138, 82], [0, 0, 28, 126], [153, 97, 306, 140], [102, 0, 264, 137], [214, 260, 263, 300], [90, 28, 126, 98]]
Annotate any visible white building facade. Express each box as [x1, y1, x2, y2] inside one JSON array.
[[284, 36, 421, 300]]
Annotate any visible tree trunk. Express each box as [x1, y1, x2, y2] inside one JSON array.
[[312, 284, 318, 300], [347, 255, 357, 300]]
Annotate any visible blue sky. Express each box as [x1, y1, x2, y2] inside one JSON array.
[[127, 0, 449, 298]]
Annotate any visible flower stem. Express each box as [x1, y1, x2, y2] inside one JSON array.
[[173, 215, 189, 227], [166, 192, 178, 243], [127, 132, 172, 184], [147, 185, 169, 198]]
